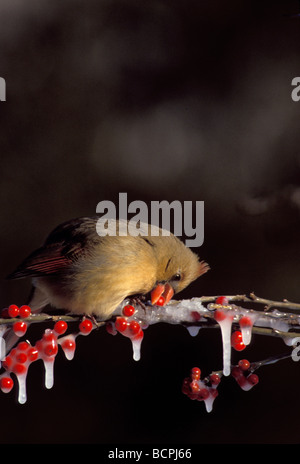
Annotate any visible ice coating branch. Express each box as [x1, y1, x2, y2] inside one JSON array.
[[1, 294, 300, 338], [1, 294, 300, 406]]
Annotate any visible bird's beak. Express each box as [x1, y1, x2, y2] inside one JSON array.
[[151, 282, 174, 306]]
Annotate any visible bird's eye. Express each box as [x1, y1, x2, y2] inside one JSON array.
[[172, 273, 181, 281]]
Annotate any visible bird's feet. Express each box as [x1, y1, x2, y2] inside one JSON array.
[[129, 295, 147, 311], [82, 314, 101, 329]]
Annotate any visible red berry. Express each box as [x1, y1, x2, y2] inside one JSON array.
[[17, 341, 30, 352], [13, 363, 27, 375], [247, 373, 259, 386], [8, 304, 19, 318], [190, 380, 200, 392], [182, 378, 190, 395], [35, 340, 43, 352], [16, 353, 27, 364], [210, 373, 221, 386], [10, 348, 17, 357], [28, 347, 39, 362], [156, 296, 165, 306], [239, 316, 253, 328], [123, 305, 135, 317], [62, 339, 76, 351], [129, 320, 141, 336], [198, 388, 210, 400], [236, 375, 247, 387], [238, 359, 250, 371], [43, 342, 58, 357], [214, 309, 226, 322], [191, 311, 201, 321], [191, 367, 201, 380], [79, 319, 93, 335], [210, 388, 219, 399], [0, 376, 14, 393], [133, 329, 143, 340], [231, 331, 246, 351], [231, 366, 243, 380], [43, 330, 56, 342], [19, 305, 31, 318], [2, 356, 13, 370], [54, 320, 68, 335], [216, 296, 229, 305], [115, 317, 128, 333], [13, 321, 27, 336]]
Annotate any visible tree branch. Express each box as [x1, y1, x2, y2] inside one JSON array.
[[1, 294, 300, 341], [1, 293, 299, 408]]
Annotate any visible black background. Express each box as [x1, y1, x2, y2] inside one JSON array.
[[0, 0, 300, 445]]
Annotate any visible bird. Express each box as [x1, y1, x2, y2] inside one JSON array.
[[6, 216, 209, 322]]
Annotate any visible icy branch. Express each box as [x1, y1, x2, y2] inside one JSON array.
[[1, 294, 300, 407], [115, 294, 300, 340], [1, 293, 300, 340]]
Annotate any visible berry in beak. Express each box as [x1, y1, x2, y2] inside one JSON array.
[[151, 282, 174, 306]]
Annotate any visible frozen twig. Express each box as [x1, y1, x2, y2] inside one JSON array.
[[1, 294, 300, 340], [1, 294, 300, 407]]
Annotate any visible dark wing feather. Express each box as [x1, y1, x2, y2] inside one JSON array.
[[7, 216, 100, 279], [6, 245, 74, 279]]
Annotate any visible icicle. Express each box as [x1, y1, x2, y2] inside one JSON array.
[[186, 326, 200, 337], [114, 316, 144, 361], [0, 326, 7, 367], [131, 337, 143, 361], [214, 310, 234, 376], [239, 381, 253, 392], [203, 391, 217, 413], [239, 318, 252, 346], [43, 360, 54, 389], [283, 336, 300, 346], [16, 373, 27, 404], [0, 316, 98, 404], [240, 325, 251, 345], [58, 334, 76, 360]]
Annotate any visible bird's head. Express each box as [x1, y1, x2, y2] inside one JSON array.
[[149, 234, 209, 305]]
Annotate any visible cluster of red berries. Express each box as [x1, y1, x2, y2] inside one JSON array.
[[1, 304, 32, 337], [106, 305, 144, 341], [0, 310, 95, 397], [182, 367, 221, 404], [182, 360, 259, 408], [231, 359, 259, 391], [0, 339, 38, 393]]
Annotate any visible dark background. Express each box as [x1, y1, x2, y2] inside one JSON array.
[[0, 0, 300, 445]]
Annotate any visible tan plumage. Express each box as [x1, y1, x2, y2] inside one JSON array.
[[7, 217, 209, 319]]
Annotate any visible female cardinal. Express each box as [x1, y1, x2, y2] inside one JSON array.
[[7, 217, 209, 318]]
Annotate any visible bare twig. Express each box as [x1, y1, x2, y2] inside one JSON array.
[[199, 293, 300, 311]]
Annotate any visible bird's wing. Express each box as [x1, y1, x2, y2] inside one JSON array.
[[7, 216, 100, 279]]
